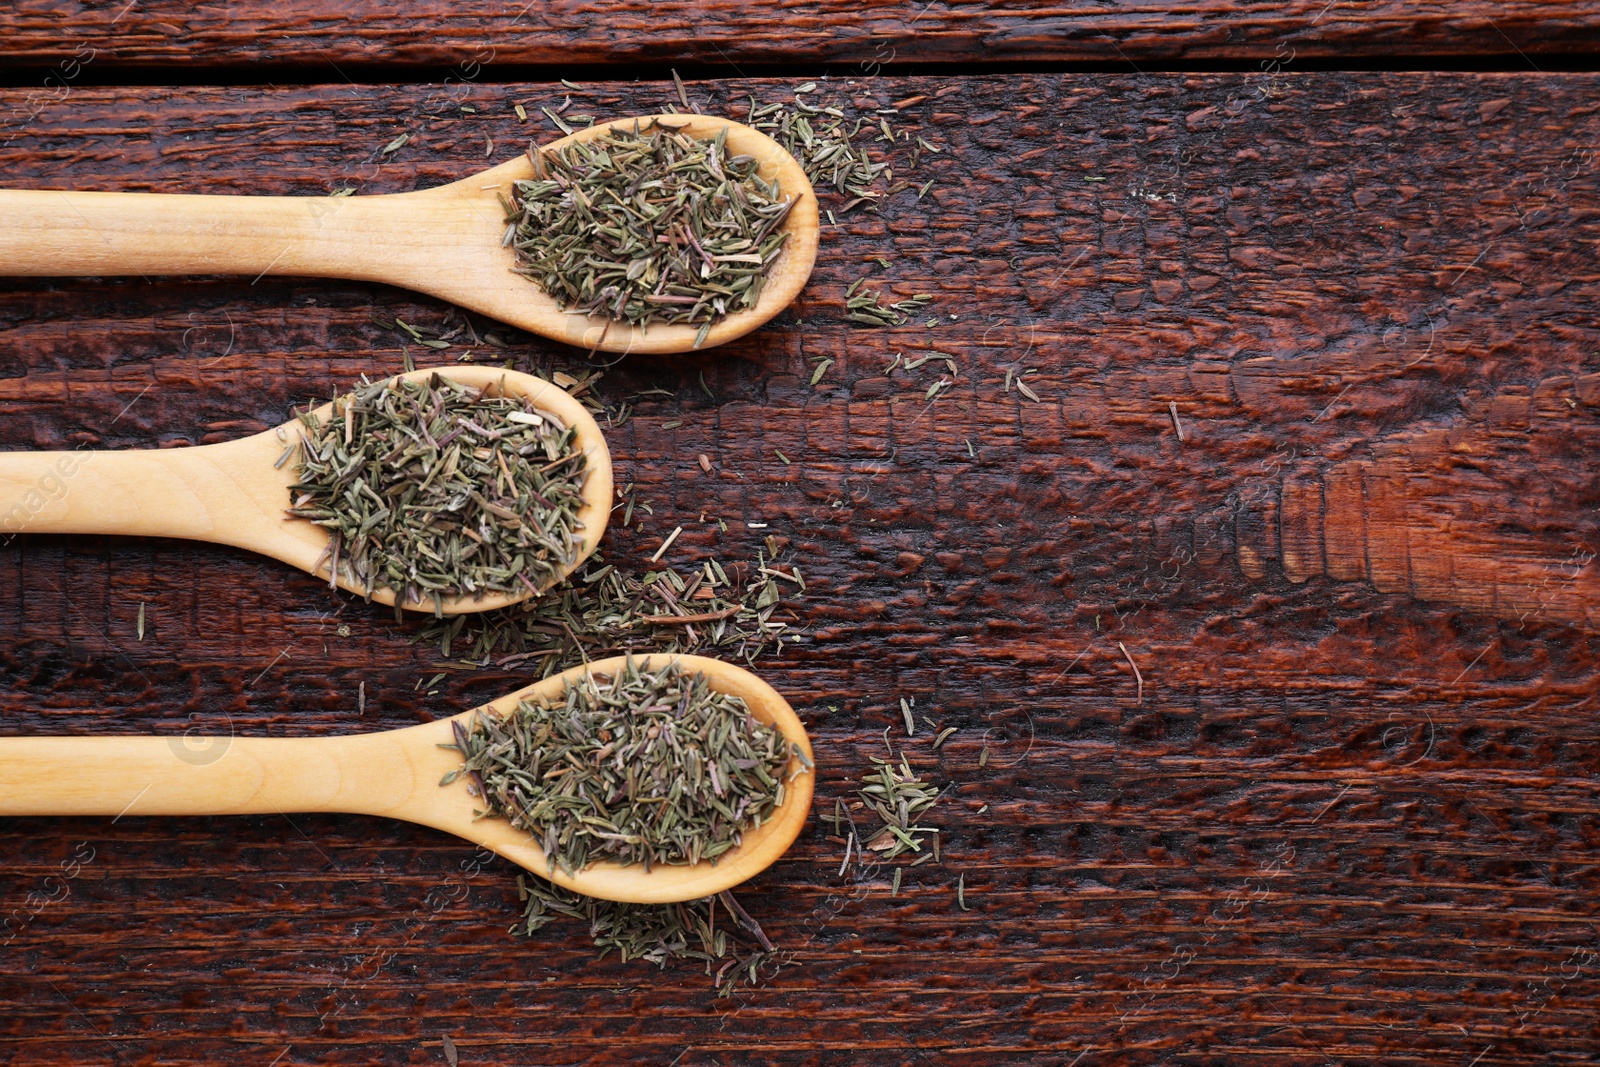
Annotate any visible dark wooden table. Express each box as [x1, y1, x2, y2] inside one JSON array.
[[2, 6, 1599, 1065]]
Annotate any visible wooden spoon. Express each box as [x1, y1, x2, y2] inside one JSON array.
[[0, 114, 819, 355], [0, 365, 612, 614], [0, 654, 813, 905]]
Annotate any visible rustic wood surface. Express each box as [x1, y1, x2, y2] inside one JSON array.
[[2, 2, 1599, 78], [1, 70, 1598, 1065]]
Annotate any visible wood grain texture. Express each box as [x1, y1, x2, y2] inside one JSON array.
[[0, 1, 1598, 78], [1, 71, 1598, 1065]]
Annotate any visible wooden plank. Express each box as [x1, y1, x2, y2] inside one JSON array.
[[0, 2, 1598, 79], [1278, 467, 1323, 583], [1, 72, 1599, 1064]]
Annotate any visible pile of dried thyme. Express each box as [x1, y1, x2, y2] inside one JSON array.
[[416, 543, 802, 994], [508, 121, 794, 344], [450, 658, 798, 874], [286, 373, 588, 607], [416, 545, 803, 995]]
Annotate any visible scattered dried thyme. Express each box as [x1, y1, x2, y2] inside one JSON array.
[[418, 550, 802, 673], [824, 754, 946, 891], [746, 84, 941, 209], [517, 879, 777, 996], [845, 279, 933, 327], [452, 658, 795, 874], [859, 755, 943, 861], [748, 95, 889, 204], [287, 373, 589, 608], [508, 121, 795, 344]]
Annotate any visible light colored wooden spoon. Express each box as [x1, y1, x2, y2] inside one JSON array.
[[0, 365, 612, 614], [0, 654, 814, 905], [0, 114, 819, 355]]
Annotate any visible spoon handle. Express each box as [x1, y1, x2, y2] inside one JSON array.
[[0, 732, 421, 818], [0, 443, 261, 543], [0, 188, 393, 281]]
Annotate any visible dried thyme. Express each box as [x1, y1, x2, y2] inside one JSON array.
[[858, 755, 943, 862], [453, 658, 795, 874], [846, 281, 900, 326], [748, 95, 888, 203], [417, 551, 801, 675], [517, 879, 777, 996], [509, 121, 795, 343], [746, 87, 942, 208], [845, 281, 933, 327], [286, 373, 588, 607]]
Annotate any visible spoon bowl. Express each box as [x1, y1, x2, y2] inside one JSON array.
[[0, 654, 813, 904], [0, 114, 820, 355], [0, 365, 612, 614]]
